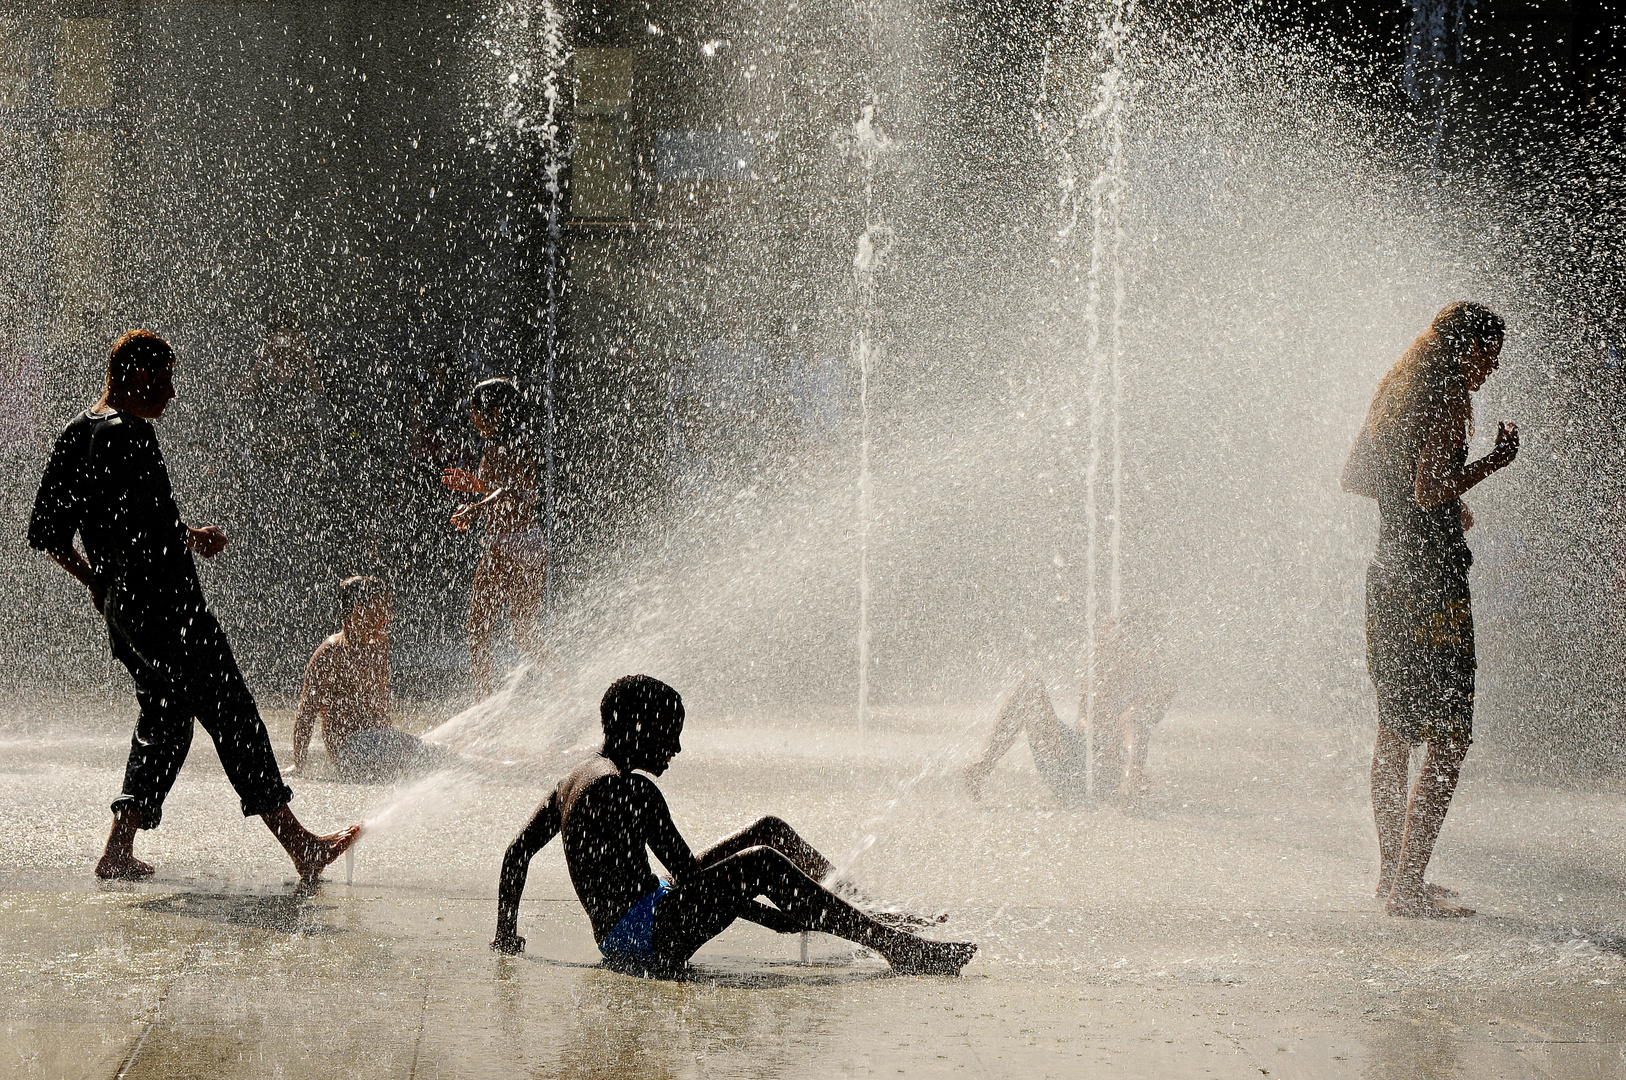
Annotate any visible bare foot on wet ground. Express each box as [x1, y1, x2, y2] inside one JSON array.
[[291, 825, 362, 881], [95, 852, 155, 879]]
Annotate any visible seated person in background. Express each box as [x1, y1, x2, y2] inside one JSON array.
[[492, 675, 975, 976], [964, 607, 1175, 806], [287, 576, 458, 784]]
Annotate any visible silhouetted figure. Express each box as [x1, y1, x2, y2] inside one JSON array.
[[964, 608, 1174, 807], [1342, 301, 1519, 918], [492, 675, 974, 975], [28, 330, 358, 880], [441, 377, 550, 699]]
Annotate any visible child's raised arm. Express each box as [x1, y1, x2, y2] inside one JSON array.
[[492, 788, 562, 954]]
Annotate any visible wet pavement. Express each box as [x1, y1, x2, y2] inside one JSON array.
[[3, 697, 1625, 1078]]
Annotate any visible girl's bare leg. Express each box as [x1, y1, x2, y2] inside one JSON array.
[[1387, 739, 1473, 917], [466, 554, 501, 700], [1371, 722, 1411, 897], [506, 560, 560, 688], [652, 846, 974, 974]]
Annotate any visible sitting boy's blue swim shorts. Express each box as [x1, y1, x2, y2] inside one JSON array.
[[598, 879, 672, 961]]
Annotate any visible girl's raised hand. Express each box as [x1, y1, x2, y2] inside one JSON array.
[[442, 467, 486, 493]]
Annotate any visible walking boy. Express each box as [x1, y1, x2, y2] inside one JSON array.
[[29, 330, 358, 879], [492, 675, 975, 975]]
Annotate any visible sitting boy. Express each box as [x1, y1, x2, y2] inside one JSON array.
[[491, 675, 975, 975], [287, 576, 458, 783], [964, 607, 1175, 806]]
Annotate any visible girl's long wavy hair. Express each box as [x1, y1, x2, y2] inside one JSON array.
[[1368, 301, 1503, 444], [1344, 301, 1504, 497]]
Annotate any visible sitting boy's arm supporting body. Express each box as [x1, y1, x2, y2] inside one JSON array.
[[493, 789, 563, 952], [289, 650, 327, 774]]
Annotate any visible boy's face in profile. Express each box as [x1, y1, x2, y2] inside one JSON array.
[[632, 715, 683, 776], [125, 362, 177, 420], [470, 408, 497, 439]]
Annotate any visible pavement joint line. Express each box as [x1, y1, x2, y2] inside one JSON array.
[[110, 927, 205, 1080]]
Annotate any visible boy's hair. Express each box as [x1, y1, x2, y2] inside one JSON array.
[[600, 675, 684, 745], [108, 330, 174, 391], [339, 575, 391, 616]]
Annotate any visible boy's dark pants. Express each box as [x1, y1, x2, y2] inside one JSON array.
[[106, 598, 292, 829]]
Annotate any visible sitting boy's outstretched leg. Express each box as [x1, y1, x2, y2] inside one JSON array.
[[696, 817, 944, 930], [696, 815, 834, 879], [653, 846, 974, 975]]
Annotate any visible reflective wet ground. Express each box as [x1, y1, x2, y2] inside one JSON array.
[[3, 697, 1624, 1078]]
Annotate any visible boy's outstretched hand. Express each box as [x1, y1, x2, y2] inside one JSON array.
[[491, 930, 525, 955]]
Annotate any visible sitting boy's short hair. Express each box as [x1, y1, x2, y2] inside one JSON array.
[[108, 330, 174, 391], [340, 575, 391, 615], [600, 675, 683, 742]]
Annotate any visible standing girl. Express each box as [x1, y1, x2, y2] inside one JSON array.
[[1342, 301, 1519, 917], [442, 377, 550, 698]]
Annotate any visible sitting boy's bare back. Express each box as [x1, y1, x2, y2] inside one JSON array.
[[525, 753, 694, 940]]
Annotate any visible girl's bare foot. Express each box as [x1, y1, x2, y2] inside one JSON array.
[[95, 853, 155, 879], [97, 812, 150, 879], [1386, 889, 1474, 918], [883, 937, 977, 976], [291, 825, 362, 881], [1375, 879, 1459, 901]]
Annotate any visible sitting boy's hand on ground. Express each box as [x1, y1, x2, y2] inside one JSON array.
[[491, 931, 525, 955]]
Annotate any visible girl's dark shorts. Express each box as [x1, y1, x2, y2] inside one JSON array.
[[1365, 562, 1475, 747]]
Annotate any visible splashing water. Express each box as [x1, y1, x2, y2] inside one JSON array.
[[1048, 0, 1135, 800], [849, 98, 894, 742]]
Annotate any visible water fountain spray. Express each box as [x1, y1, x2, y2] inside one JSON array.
[[1404, 0, 1474, 191], [1048, 0, 1134, 798], [533, 0, 568, 624], [850, 94, 894, 740]]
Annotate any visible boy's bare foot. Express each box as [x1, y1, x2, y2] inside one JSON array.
[[291, 825, 362, 881], [1386, 889, 1474, 918], [869, 908, 950, 932], [97, 812, 150, 879], [884, 937, 977, 976], [95, 852, 155, 879]]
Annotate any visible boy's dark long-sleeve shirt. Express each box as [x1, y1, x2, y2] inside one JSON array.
[[29, 410, 205, 620]]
